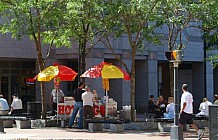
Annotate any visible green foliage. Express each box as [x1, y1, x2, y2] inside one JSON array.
[[97, 0, 163, 50], [0, 0, 68, 46]]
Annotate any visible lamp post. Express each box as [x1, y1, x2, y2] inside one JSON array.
[[165, 50, 183, 140]]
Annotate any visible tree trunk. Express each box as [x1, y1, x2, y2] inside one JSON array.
[[40, 82, 46, 119], [81, 38, 86, 84], [130, 45, 136, 122], [36, 46, 46, 119]]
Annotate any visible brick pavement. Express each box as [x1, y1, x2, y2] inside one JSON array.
[[0, 127, 209, 140]]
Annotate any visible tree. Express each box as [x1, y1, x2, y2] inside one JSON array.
[[96, 0, 162, 121], [0, 0, 66, 119], [197, 0, 218, 67], [158, 0, 205, 96], [45, 0, 103, 83]]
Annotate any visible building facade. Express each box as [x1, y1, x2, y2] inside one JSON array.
[[0, 26, 217, 114]]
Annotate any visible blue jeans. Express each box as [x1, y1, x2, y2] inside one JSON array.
[[68, 102, 83, 128]]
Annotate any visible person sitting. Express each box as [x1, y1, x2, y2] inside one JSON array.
[[147, 95, 161, 118], [164, 97, 175, 119], [196, 98, 212, 116], [8, 94, 23, 115], [157, 95, 168, 116], [0, 94, 10, 115]]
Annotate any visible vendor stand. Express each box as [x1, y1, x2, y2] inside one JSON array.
[[80, 62, 130, 117]]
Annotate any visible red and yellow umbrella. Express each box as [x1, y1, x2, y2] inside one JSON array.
[[37, 64, 77, 82], [81, 62, 130, 91]]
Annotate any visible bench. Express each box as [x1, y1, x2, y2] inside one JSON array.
[[155, 118, 173, 132], [86, 119, 130, 132], [193, 115, 208, 129], [155, 118, 189, 132], [0, 115, 32, 133], [144, 113, 157, 120]]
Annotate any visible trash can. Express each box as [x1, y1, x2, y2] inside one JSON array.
[[209, 105, 218, 140], [27, 102, 42, 119]]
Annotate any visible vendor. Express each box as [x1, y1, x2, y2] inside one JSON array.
[[50, 85, 65, 116]]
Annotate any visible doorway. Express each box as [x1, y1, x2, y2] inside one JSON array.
[[0, 76, 11, 103]]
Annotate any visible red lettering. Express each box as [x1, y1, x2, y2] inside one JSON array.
[[65, 105, 74, 115], [58, 105, 65, 115]]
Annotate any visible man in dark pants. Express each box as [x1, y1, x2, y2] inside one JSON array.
[[82, 86, 94, 129], [179, 84, 204, 140], [68, 82, 85, 129]]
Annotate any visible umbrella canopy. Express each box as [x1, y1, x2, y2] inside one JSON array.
[[81, 62, 130, 91], [80, 62, 130, 80], [37, 64, 77, 82]]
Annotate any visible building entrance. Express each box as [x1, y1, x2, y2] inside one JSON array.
[[0, 76, 11, 103]]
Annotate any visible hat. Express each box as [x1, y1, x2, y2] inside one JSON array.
[[85, 85, 90, 89], [150, 95, 154, 98], [12, 94, 18, 97]]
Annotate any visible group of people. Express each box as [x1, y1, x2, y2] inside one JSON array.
[[68, 82, 99, 129], [147, 94, 172, 118], [0, 94, 23, 116], [147, 84, 218, 140], [50, 82, 98, 129]]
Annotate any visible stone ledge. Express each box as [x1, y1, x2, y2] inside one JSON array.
[[103, 121, 158, 130], [31, 119, 57, 128]]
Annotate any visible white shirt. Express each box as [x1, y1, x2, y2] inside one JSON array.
[[0, 98, 9, 111], [198, 101, 212, 116], [51, 89, 64, 103], [82, 91, 94, 107], [181, 91, 193, 114], [11, 98, 22, 110], [166, 103, 175, 113]]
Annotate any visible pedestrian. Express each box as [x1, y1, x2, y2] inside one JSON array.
[[196, 98, 212, 116], [164, 97, 175, 119], [82, 86, 94, 129], [214, 94, 218, 105], [0, 94, 9, 115], [68, 82, 85, 129], [8, 94, 23, 115], [179, 84, 204, 140], [50, 85, 65, 116]]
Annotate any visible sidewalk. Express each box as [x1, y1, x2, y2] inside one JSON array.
[[0, 127, 209, 140]]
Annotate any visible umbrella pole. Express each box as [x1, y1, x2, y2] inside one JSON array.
[[105, 90, 108, 117], [56, 89, 59, 127]]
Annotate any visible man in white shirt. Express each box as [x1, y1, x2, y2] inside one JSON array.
[[197, 98, 212, 116], [82, 85, 94, 129], [50, 85, 65, 116], [9, 94, 23, 115], [179, 84, 204, 140], [0, 94, 9, 115]]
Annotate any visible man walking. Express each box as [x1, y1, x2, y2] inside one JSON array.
[[82, 86, 94, 129], [68, 82, 85, 129], [179, 84, 204, 140]]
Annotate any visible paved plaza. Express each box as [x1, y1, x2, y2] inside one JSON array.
[[0, 127, 209, 140]]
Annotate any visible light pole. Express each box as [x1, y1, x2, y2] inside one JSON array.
[[165, 50, 183, 140]]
